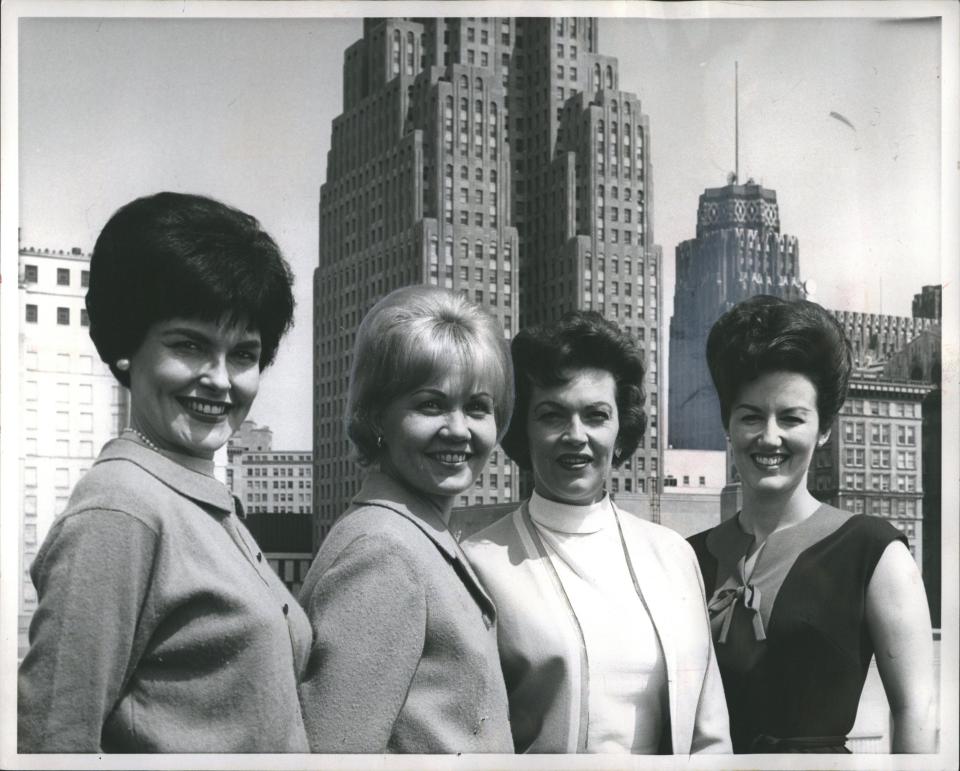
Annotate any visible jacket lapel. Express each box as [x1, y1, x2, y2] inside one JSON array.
[[614, 506, 680, 753], [352, 472, 498, 625]]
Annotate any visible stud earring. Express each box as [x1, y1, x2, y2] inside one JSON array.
[[116, 358, 130, 371]]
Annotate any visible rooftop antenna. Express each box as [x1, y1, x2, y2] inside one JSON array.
[[735, 61, 739, 185]]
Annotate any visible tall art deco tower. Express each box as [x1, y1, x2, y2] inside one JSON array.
[[668, 181, 806, 450], [314, 17, 664, 544]]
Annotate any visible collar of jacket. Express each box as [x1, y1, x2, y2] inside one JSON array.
[[352, 470, 498, 626], [94, 436, 235, 515]]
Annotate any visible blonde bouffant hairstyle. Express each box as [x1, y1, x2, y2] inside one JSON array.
[[345, 285, 514, 465]]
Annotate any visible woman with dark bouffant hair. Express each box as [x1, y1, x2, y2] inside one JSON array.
[[463, 310, 730, 755], [688, 294, 935, 753], [18, 192, 309, 753]]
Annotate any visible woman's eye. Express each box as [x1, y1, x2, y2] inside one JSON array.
[[467, 400, 493, 415], [232, 350, 259, 364], [417, 399, 442, 413], [587, 411, 610, 422], [172, 340, 201, 353]]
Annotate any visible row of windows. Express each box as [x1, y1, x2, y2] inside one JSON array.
[[24, 409, 95, 432], [23, 381, 96, 404], [245, 479, 312, 490], [24, 304, 89, 327], [842, 422, 917, 445], [22, 264, 89, 287], [841, 399, 919, 418], [840, 496, 917, 520], [842, 447, 917, 470], [23, 464, 94, 489], [246, 492, 309, 503], [247, 506, 311, 515], [243, 465, 310, 476], [840, 472, 918, 492], [663, 475, 708, 487]]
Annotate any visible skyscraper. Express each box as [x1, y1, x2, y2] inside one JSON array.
[[668, 181, 805, 450], [314, 17, 663, 543]]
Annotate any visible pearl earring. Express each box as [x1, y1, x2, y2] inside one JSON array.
[[116, 358, 130, 371]]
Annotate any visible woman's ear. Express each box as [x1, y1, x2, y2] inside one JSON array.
[[816, 429, 831, 449]]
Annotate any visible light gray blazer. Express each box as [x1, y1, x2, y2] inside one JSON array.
[[298, 471, 513, 754], [462, 501, 731, 754]]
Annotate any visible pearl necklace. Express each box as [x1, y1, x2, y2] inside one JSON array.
[[123, 427, 160, 453]]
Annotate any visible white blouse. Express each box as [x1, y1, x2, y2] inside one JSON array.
[[528, 491, 668, 753]]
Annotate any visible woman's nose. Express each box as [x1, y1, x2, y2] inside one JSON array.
[[199, 355, 230, 391], [561, 416, 587, 445], [441, 409, 470, 440], [757, 417, 782, 446]]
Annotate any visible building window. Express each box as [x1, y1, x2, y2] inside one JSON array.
[[57, 268, 70, 286], [80, 269, 90, 287], [57, 307, 70, 325], [25, 304, 38, 323], [24, 264, 38, 282], [897, 425, 916, 445]]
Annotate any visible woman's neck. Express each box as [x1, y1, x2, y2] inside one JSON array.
[[739, 482, 822, 544], [378, 467, 455, 525]]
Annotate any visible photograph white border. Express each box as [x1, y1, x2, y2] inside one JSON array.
[[2, 2, 957, 769]]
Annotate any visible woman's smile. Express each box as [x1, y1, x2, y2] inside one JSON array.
[[176, 396, 233, 421], [555, 452, 593, 471]]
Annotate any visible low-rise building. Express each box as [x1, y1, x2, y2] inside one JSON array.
[[16, 244, 129, 657], [808, 375, 931, 565], [659, 449, 725, 536]]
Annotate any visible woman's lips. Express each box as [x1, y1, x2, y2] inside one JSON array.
[[177, 396, 231, 421], [428, 451, 471, 466], [556, 453, 592, 470], [751, 452, 788, 468]]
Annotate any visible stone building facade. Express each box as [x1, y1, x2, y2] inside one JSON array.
[[313, 17, 664, 543]]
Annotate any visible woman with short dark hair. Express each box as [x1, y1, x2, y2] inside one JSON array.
[[463, 311, 730, 754], [298, 285, 515, 753], [18, 192, 309, 752], [689, 294, 936, 753]]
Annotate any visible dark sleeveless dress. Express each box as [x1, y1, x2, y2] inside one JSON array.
[[688, 504, 906, 753]]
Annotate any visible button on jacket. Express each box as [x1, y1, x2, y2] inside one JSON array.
[[298, 471, 513, 754], [18, 437, 311, 753]]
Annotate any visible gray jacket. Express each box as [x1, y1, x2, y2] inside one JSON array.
[[298, 470, 513, 753], [18, 437, 311, 752]]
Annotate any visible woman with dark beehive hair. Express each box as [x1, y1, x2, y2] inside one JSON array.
[[689, 294, 935, 753], [18, 192, 309, 753]]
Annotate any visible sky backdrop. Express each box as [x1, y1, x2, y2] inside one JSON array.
[[16, 9, 943, 450]]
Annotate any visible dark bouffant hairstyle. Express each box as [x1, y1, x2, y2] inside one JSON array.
[[706, 295, 853, 429], [86, 192, 295, 386], [501, 311, 647, 471]]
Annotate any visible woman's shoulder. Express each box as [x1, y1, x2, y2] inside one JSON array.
[[64, 449, 174, 534], [617, 505, 694, 551], [462, 505, 523, 549], [323, 501, 452, 564], [824, 508, 909, 550]]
